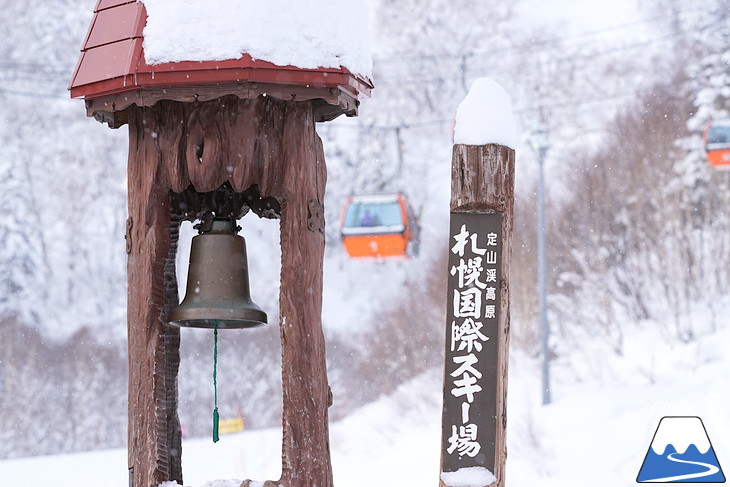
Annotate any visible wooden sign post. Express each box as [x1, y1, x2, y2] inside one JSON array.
[[440, 143, 515, 487]]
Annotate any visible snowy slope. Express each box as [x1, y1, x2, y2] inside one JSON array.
[[2, 301, 728, 487], [2, 0, 728, 475]]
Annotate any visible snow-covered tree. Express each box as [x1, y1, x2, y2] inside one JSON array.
[[0, 137, 48, 324]]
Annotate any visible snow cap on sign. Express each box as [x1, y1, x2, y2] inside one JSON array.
[[441, 466, 497, 487], [139, 0, 373, 78], [454, 78, 518, 149]]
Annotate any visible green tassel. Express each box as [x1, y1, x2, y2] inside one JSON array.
[[212, 319, 219, 443], [213, 407, 220, 443]]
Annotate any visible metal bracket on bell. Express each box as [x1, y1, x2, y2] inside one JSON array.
[[194, 212, 240, 235], [168, 215, 267, 329]]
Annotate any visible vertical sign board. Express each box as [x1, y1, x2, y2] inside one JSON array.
[[441, 211, 502, 479]]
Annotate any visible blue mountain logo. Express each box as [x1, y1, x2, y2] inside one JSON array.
[[637, 416, 725, 483]]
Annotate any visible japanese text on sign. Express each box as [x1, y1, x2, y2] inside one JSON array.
[[442, 212, 502, 474]]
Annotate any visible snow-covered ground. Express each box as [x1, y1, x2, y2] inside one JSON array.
[[2, 1, 727, 485], [2, 301, 727, 487]]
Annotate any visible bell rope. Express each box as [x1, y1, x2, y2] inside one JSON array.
[[213, 319, 220, 443]]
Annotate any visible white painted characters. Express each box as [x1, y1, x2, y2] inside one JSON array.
[[446, 221, 500, 460]]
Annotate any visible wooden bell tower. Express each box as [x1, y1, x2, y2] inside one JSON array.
[[69, 2, 372, 487]]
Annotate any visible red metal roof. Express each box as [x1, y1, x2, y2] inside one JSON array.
[[69, 0, 372, 121]]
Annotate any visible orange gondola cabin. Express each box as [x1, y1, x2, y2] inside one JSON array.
[[340, 193, 419, 258], [704, 119, 730, 170]]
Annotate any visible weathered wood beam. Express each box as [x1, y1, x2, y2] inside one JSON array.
[[276, 102, 332, 487], [127, 106, 183, 487], [85, 82, 361, 128]]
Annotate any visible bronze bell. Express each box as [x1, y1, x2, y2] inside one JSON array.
[[168, 218, 267, 329]]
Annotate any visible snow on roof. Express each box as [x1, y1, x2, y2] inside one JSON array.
[[348, 193, 402, 203], [711, 118, 730, 128], [140, 0, 373, 78], [453, 78, 518, 149]]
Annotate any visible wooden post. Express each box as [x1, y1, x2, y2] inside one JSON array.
[[440, 144, 515, 487], [276, 102, 333, 487], [126, 107, 183, 487], [125, 96, 333, 487]]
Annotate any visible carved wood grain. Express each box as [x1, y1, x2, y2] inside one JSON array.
[[447, 143, 515, 487], [128, 95, 332, 487], [127, 106, 183, 487], [277, 102, 332, 487]]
